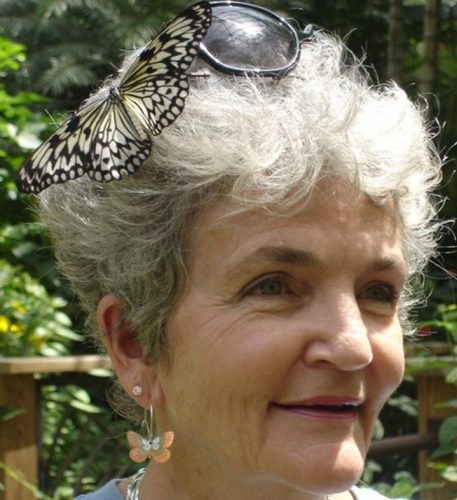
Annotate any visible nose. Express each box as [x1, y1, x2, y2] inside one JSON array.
[[302, 293, 374, 371]]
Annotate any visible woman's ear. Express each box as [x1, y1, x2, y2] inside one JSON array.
[[97, 293, 164, 408]]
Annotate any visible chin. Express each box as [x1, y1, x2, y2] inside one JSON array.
[[266, 441, 366, 495], [323, 440, 367, 487], [323, 456, 365, 494]]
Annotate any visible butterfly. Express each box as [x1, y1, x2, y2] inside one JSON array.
[[16, 2, 212, 194], [126, 430, 175, 464]]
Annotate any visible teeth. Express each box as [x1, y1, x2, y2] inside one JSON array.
[[308, 404, 357, 412]]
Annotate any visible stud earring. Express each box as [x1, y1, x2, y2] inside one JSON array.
[[132, 385, 143, 396], [126, 404, 174, 463]]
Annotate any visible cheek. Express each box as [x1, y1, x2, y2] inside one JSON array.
[[372, 330, 405, 402]]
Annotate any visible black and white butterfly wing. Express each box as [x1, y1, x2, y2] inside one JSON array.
[[16, 97, 103, 193], [16, 1, 212, 194], [121, 1, 212, 135], [16, 92, 152, 193], [86, 96, 151, 182]]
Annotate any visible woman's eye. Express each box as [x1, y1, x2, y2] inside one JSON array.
[[359, 282, 399, 315], [246, 277, 287, 297], [363, 283, 397, 302]]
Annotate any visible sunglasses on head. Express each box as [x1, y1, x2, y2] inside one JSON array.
[[197, 1, 309, 77]]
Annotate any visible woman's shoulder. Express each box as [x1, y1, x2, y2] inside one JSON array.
[[74, 482, 403, 500], [351, 485, 406, 499], [74, 478, 123, 500]]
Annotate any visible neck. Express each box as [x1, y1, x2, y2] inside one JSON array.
[[136, 462, 347, 500]]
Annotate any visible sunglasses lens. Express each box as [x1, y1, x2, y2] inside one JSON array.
[[202, 4, 298, 74]]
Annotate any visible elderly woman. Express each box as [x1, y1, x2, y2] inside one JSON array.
[[19, 1, 442, 499]]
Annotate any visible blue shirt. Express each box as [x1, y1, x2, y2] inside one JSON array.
[[75, 480, 402, 499], [75, 479, 123, 499]]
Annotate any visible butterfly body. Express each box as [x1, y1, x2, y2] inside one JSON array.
[[142, 437, 161, 451], [16, 2, 211, 193]]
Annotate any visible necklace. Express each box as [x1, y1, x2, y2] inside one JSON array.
[[126, 467, 146, 500], [126, 468, 334, 500]]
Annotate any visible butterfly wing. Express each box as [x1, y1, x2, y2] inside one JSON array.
[[126, 430, 143, 449], [86, 97, 151, 182], [151, 448, 171, 464], [149, 431, 175, 463], [129, 447, 149, 464], [16, 95, 150, 193], [120, 1, 212, 135], [15, 97, 104, 194], [122, 74, 189, 137], [162, 431, 175, 448], [126, 431, 149, 463], [121, 2, 211, 83]]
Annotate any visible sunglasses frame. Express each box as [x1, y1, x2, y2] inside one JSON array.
[[198, 1, 301, 77]]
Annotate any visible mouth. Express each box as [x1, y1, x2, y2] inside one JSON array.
[[272, 397, 363, 421]]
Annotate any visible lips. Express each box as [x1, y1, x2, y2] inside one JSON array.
[[272, 396, 364, 421]]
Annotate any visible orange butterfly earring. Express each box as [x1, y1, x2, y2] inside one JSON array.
[[127, 386, 174, 464]]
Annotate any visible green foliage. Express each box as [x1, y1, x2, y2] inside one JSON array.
[[431, 415, 457, 459], [0, 38, 25, 73], [0, 37, 78, 357], [428, 364, 457, 490], [371, 470, 421, 498], [0, 37, 51, 226], [409, 270, 457, 494], [0, 460, 48, 499], [40, 378, 137, 497], [0, 0, 191, 100], [418, 303, 457, 344], [0, 406, 25, 421], [0, 259, 80, 355]]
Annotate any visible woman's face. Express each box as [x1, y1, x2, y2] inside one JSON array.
[[160, 182, 406, 497]]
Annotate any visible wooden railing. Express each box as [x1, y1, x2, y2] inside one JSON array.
[[0, 346, 455, 500], [0, 356, 111, 500]]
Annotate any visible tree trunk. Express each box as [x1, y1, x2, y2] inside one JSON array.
[[420, 0, 440, 108], [387, 0, 406, 87]]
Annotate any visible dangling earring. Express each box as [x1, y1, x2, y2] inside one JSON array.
[[127, 404, 174, 463]]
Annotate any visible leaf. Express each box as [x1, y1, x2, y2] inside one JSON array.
[[387, 471, 418, 497], [441, 466, 457, 483], [435, 399, 457, 409], [0, 460, 47, 499], [439, 416, 457, 447], [12, 241, 40, 259], [446, 367, 457, 385], [15, 130, 43, 150], [0, 406, 25, 421], [70, 400, 102, 414], [430, 443, 457, 460], [405, 357, 453, 375], [88, 368, 112, 377]]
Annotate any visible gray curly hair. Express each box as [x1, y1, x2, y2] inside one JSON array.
[[39, 31, 442, 395]]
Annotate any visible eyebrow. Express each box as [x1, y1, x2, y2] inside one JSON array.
[[250, 246, 323, 267], [229, 246, 326, 273], [228, 245, 406, 278], [370, 257, 405, 272]]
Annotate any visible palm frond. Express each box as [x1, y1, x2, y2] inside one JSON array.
[[39, 56, 98, 95]]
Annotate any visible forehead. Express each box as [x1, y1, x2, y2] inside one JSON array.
[[185, 181, 404, 272]]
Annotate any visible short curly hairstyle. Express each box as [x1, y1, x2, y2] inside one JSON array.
[[39, 31, 442, 415]]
